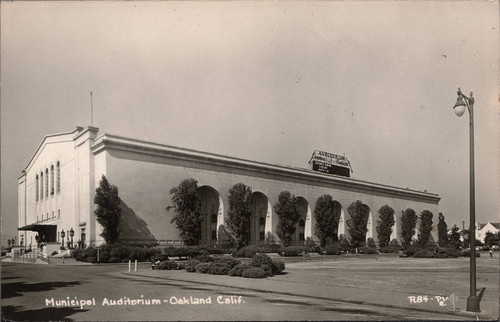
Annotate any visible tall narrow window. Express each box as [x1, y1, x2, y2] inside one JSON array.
[[40, 172, 44, 199], [259, 217, 266, 241], [299, 219, 305, 241], [36, 175, 39, 201], [56, 161, 60, 193], [50, 165, 54, 195], [45, 169, 49, 197], [58, 209, 60, 218]]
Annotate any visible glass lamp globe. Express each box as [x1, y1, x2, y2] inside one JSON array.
[[454, 104, 466, 117], [453, 97, 466, 117]]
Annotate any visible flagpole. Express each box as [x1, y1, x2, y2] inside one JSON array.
[[90, 91, 93, 127]]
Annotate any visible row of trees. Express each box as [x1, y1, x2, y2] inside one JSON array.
[[169, 178, 436, 249], [93, 176, 496, 251]]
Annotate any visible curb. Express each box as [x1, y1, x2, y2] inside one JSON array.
[[120, 271, 494, 320]]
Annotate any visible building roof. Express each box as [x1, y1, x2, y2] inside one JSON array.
[[92, 131, 441, 203], [478, 222, 500, 230]]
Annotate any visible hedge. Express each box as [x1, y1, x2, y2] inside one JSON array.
[[242, 267, 267, 279]]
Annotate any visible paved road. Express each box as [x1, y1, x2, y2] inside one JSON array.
[[1, 262, 473, 321]]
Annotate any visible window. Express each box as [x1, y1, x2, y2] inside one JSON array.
[[40, 172, 44, 199], [52, 211, 54, 219], [36, 175, 39, 201], [299, 219, 305, 241], [56, 161, 61, 193], [45, 169, 49, 197], [37, 215, 39, 222], [58, 209, 60, 218], [259, 217, 266, 241], [50, 165, 54, 195], [211, 214, 217, 240]]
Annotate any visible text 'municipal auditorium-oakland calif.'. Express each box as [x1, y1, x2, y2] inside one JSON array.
[[17, 126, 440, 249]]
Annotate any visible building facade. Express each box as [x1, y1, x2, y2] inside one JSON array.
[[476, 221, 500, 244], [18, 126, 441, 248]]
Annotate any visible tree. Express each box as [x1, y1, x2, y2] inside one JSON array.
[[226, 183, 253, 249], [314, 195, 341, 247], [366, 237, 376, 249], [448, 225, 461, 249], [437, 212, 448, 247], [94, 175, 122, 244], [274, 191, 300, 247], [376, 205, 395, 248], [417, 210, 433, 248], [484, 231, 500, 248], [346, 200, 370, 248], [400, 208, 418, 248], [169, 178, 202, 246]]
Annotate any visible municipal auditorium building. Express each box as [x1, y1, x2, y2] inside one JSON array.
[[18, 126, 440, 249]]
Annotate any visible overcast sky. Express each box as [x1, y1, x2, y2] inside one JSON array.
[[1, 1, 499, 244]]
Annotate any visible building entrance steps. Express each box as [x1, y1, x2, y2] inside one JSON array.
[[120, 261, 498, 320]]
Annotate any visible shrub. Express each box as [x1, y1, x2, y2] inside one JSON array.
[[358, 247, 378, 254], [378, 246, 399, 253], [185, 259, 201, 272], [271, 260, 286, 275], [86, 257, 97, 263], [260, 264, 274, 276], [196, 262, 212, 274], [176, 262, 186, 270], [51, 251, 58, 256], [279, 246, 307, 257], [250, 253, 274, 268], [405, 246, 423, 257], [413, 250, 434, 258], [194, 254, 213, 263], [242, 267, 267, 279], [214, 256, 240, 268], [462, 250, 480, 257], [229, 263, 251, 277], [445, 248, 462, 258], [324, 243, 342, 255], [234, 245, 261, 258], [158, 261, 179, 270], [389, 239, 401, 250], [304, 238, 320, 253], [99, 251, 111, 263], [207, 262, 234, 275], [366, 238, 377, 249]]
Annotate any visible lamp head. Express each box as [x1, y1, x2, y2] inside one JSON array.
[[453, 97, 466, 117]]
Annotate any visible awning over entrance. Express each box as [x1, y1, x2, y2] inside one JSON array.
[[18, 224, 57, 243]]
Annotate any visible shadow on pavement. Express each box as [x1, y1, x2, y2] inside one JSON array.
[[0, 277, 20, 281], [2, 305, 88, 321], [1, 281, 83, 299], [477, 287, 486, 302]]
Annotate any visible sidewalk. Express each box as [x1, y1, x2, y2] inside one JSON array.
[[121, 264, 498, 320]]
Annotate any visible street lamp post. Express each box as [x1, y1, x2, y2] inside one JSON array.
[[61, 229, 66, 249], [452, 87, 480, 312], [70, 228, 75, 249]]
